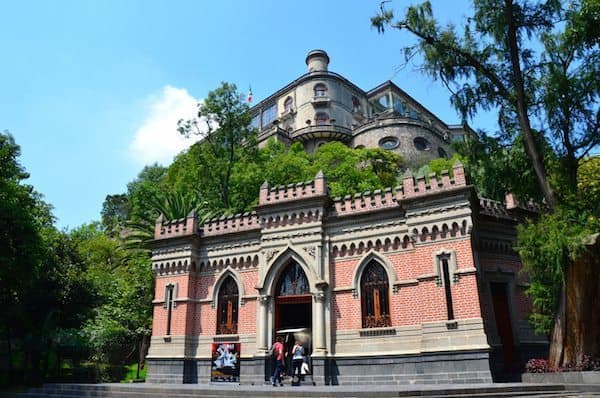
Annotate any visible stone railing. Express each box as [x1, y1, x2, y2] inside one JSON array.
[[202, 212, 260, 237], [259, 171, 328, 206]]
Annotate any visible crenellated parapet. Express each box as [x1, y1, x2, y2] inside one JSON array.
[[399, 160, 467, 200], [202, 212, 260, 236], [154, 210, 199, 240], [479, 193, 544, 222], [259, 171, 328, 206], [331, 161, 468, 217], [153, 163, 471, 240], [332, 187, 399, 216]]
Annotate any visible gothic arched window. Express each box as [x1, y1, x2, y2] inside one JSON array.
[[360, 261, 391, 328], [277, 262, 309, 296], [217, 276, 239, 334]]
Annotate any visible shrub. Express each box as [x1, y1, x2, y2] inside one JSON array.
[[525, 358, 552, 373], [525, 356, 600, 373]]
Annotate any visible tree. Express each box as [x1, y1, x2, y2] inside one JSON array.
[[101, 194, 130, 236], [372, 0, 599, 210], [0, 131, 97, 385], [176, 82, 256, 211], [372, 0, 599, 367]]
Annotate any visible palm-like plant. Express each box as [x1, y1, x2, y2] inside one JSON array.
[[120, 190, 218, 258]]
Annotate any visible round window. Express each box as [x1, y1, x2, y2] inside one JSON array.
[[379, 137, 399, 150], [413, 137, 430, 151]]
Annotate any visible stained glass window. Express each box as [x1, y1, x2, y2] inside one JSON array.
[[277, 262, 309, 296]]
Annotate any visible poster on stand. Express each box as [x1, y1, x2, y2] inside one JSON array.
[[210, 342, 240, 382]]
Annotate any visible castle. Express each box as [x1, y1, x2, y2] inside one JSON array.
[[250, 50, 465, 164], [145, 51, 546, 385]]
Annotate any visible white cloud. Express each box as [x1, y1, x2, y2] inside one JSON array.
[[129, 85, 203, 166]]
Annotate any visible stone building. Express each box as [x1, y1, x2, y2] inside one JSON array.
[[250, 50, 465, 165], [146, 164, 546, 384], [144, 50, 546, 385]]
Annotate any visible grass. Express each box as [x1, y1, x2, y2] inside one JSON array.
[[121, 363, 146, 382]]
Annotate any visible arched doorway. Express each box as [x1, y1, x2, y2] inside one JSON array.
[[274, 261, 312, 331]]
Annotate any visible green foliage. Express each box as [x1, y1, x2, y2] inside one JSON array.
[[576, 156, 600, 214], [122, 363, 147, 382], [416, 153, 462, 181], [372, 0, 599, 209], [0, 131, 100, 385], [174, 82, 256, 211], [517, 204, 600, 335], [311, 142, 403, 197]]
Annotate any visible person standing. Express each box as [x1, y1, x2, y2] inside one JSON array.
[[270, 336, 285, 386], [291, 340, 304, 386]]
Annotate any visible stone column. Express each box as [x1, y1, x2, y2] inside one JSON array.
[[313, 290, 327, 354], [257, 294, 270, 353]]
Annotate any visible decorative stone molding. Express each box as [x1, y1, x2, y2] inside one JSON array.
[[350, 251, 399, 298], [256, 246, 319, 292], [303, 245, 316, 258], [264, 249, 279, 263], [314, 290, 326, 302], [433, 249, 459, 285], [198, 254, 259, 272], [210, 268, 247, 308]]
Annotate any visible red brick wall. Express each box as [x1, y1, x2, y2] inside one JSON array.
[[331, 237, 482, 330], [152, 275, 191, 336], [152, 268, 261, 336]]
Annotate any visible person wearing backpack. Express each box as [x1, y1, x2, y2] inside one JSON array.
[[270, 336, 285, 386]]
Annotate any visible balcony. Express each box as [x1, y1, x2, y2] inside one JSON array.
[[311, 95, 331, 107], [291, 124, 352, 143]]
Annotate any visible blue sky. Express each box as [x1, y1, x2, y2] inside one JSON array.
[[1, 0, 484, 229]]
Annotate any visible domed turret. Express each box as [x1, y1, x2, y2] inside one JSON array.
[[305, 49, 330, 72]]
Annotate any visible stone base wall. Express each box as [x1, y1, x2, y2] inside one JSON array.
[[148, 350, 492, 385], [146, 359, 186, 384], [322, 350, 492, 385], [147, 357, 271, 385]]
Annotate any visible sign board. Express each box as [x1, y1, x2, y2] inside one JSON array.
[[211, 342, 240, 382]]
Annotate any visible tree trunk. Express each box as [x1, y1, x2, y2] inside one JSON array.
[[549, 234, 600, 368], [504, 0, 557, 210], [548, 283, 566, 368], [564, 234, 600, 365]]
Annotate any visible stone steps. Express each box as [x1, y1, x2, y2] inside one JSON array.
[[6, 382, 585, 398]]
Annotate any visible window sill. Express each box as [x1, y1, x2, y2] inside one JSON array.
[[359, 327, 396, 338], [214, 334, 239, 342]]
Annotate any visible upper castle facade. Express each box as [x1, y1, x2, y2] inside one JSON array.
[[250, 50, 465, 165]]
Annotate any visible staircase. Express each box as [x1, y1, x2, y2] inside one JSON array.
[[6, 382, 600, 398]]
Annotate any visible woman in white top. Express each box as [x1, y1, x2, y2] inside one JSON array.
[[291, 340, 304, 380]]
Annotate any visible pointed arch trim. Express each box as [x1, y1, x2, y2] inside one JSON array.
[[211, 268, 246, 307], [257, 245, 318, 295], [351, 251, 398, 296]]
